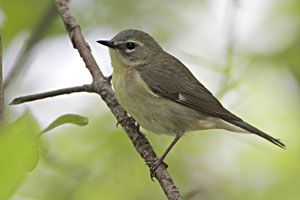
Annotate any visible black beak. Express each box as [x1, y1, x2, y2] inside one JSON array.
[[96, 40, 116, 49]]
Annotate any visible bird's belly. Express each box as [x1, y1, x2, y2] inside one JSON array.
[[112, 69, 175, 135], [112, 69, 207, 135], [124, 96, 175, 135]]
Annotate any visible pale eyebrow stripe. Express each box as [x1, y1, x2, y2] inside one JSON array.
[[115, 40, 144, 46]]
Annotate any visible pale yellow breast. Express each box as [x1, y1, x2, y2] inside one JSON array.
[[109, 50, 174, 134], [110, 49, 158, 106]]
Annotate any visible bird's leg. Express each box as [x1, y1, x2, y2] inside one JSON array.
[[116, 113, 140, 129], [150, 135, 181, 180]]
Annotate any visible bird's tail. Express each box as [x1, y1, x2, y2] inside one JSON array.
[[228, 120, 286, 149]]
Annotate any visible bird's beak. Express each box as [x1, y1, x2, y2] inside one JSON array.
[[96, 40, 116, 49]]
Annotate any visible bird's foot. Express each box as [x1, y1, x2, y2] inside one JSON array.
[[148, 158, 168, 181], [116, 115, 139, 128]]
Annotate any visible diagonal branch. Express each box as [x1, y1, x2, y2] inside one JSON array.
[[55, 0, 182, 199], [10, 84, 94, 105]]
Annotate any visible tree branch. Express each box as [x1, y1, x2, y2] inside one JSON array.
[[10, 84, 94, 105], [55, 0, 182, 199]]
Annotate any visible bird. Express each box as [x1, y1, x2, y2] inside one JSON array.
[[97, 29, 285, 175]]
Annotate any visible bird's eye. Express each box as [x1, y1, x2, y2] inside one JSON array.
[[126, 42, 136, 50]]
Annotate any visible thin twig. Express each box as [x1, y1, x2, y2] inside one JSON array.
[[0, 34, 3, 120], [4, 1, 59, 89], [55, 0, 182, 199], [10, 84, 94, 105]]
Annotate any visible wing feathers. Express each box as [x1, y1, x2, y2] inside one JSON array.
[[136, 53, 240, 121], [135, 52, 285, 148]]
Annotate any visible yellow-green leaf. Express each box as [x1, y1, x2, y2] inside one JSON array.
[[40, 114, 89, 135], [0, 112, 40, 199]]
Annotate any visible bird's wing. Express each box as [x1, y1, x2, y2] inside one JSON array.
[[136, 53, 286, 149], [136, 53, 241, 121]]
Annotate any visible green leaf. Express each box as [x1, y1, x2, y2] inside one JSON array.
[[1, 0, 52, 45], [0, 111, 40, 199], [40, 114, 89, 135]]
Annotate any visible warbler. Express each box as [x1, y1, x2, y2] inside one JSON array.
[[97, 29, 285, 173]]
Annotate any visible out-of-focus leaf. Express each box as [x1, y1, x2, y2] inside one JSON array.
[[0, 111, 40, 199], [40, 114, 89, 135], [0, 0, 52, 45]]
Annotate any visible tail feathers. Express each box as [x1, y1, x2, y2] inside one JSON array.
[[228, 120, 286, 149]]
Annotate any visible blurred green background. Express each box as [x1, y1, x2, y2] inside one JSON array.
[[0, 0, 299, 199]]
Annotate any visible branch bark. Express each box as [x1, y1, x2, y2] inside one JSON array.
[[10, 84, 94, 105], [55, 0, 182, 199]]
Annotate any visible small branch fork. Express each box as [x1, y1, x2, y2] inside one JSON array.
[[11, 0, 183, 199]]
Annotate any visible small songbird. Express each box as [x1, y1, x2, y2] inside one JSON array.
[[97, 29, 285, 174]]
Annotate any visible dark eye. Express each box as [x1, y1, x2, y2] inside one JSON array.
[[126, 42, 136, 50]]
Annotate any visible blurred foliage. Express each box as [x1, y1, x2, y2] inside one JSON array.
[[1, 0, 300, 200], [1, 0, 205, 90], [243, 0, 300, 84], [73, 0, 203, 41], [0, 0, 52, 46], [0, 112, 90, 199], [1, 0, 204, 45], [10, 115, 170, 200], [0, 112, 40, 199]]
